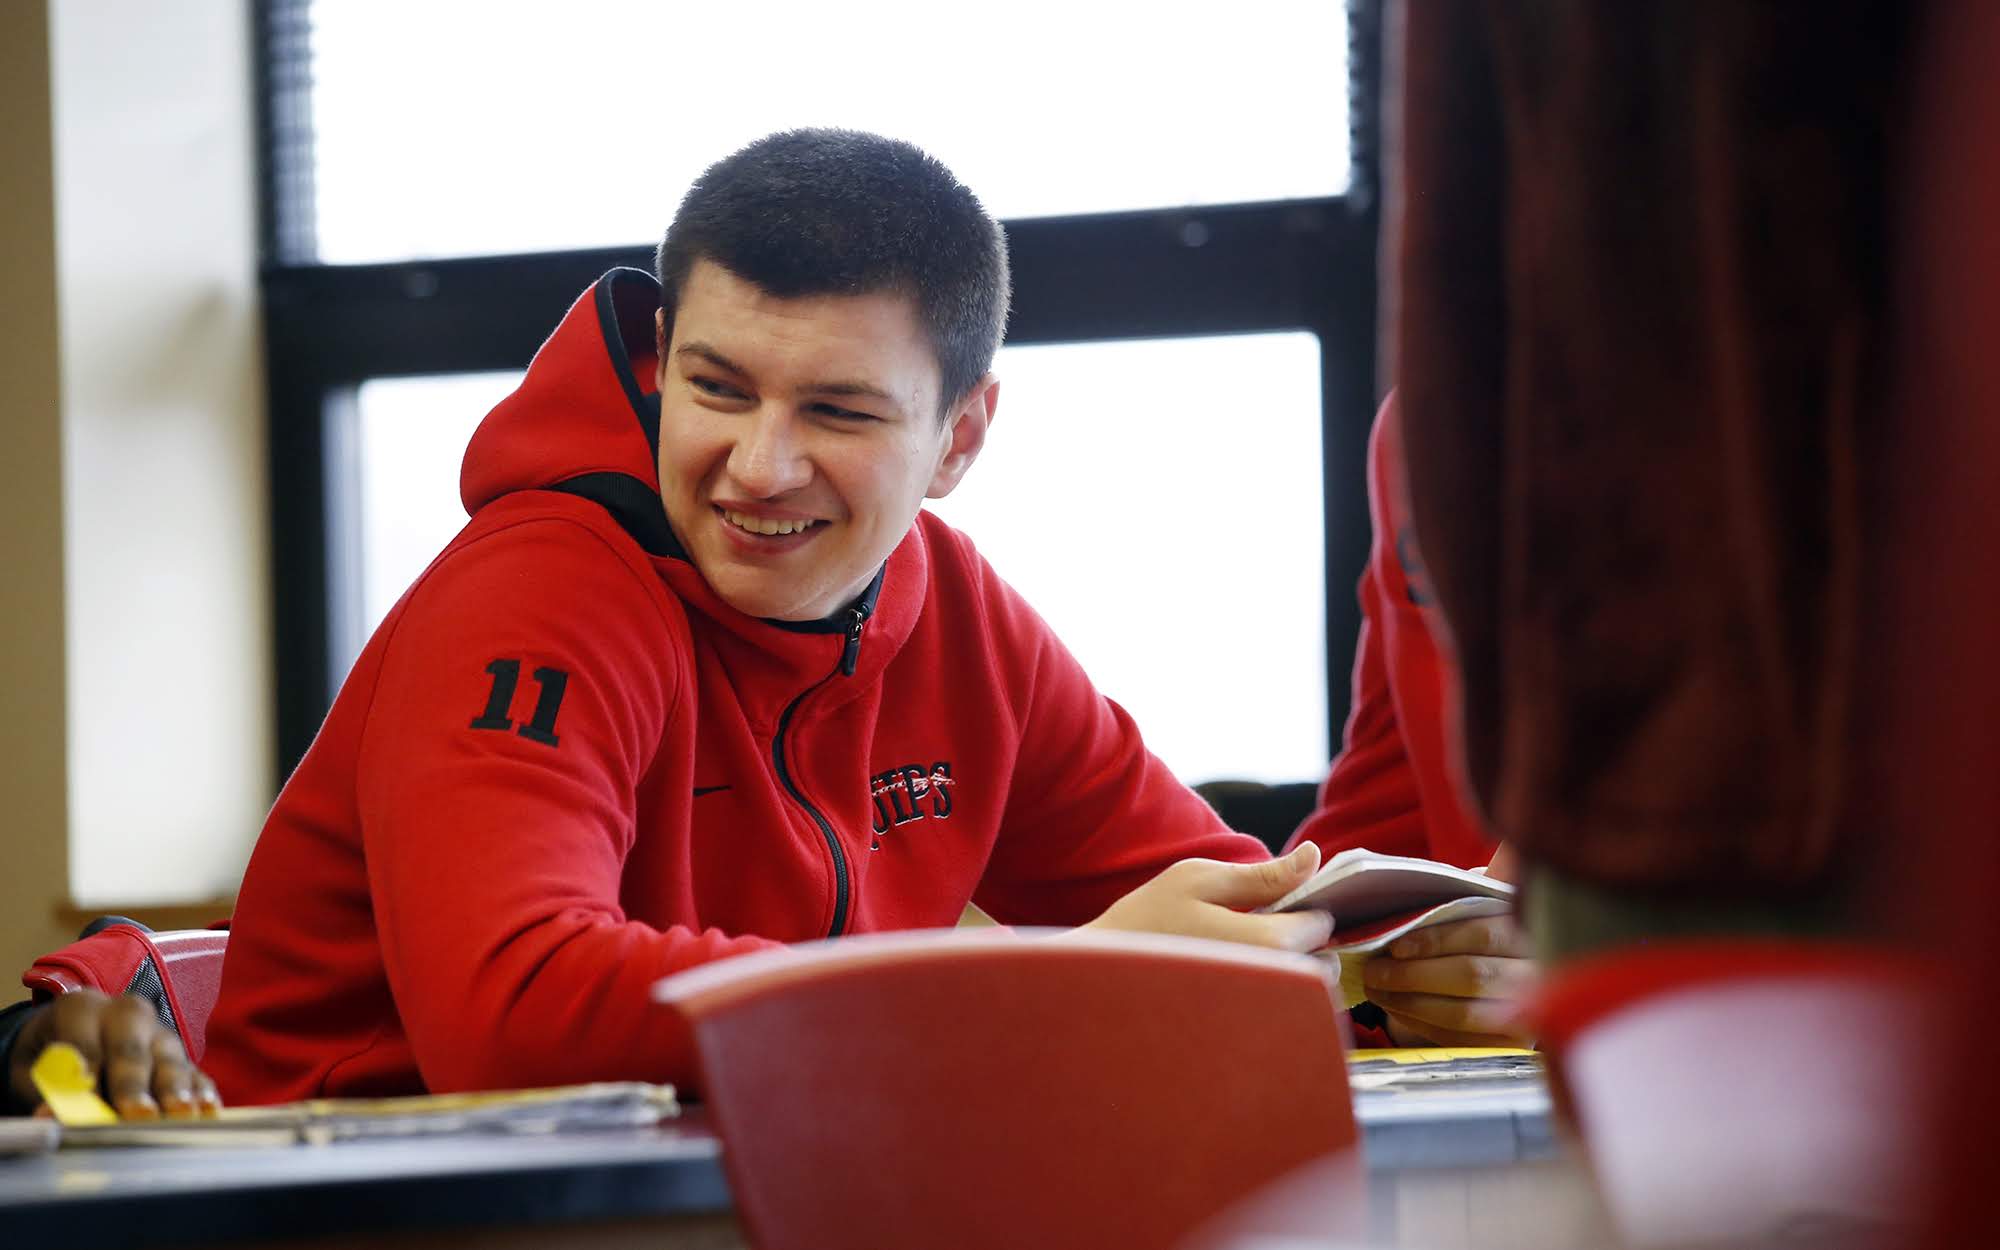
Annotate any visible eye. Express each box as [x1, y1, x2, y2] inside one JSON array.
[[810, 402, 878, 422], [689, 375, 746, 400]]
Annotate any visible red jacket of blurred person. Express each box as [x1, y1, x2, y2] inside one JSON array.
[[1288, 397, 1494, 870]]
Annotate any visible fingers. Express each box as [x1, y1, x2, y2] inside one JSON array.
[[40, 991, 113, 1074], [8, 993, 113, 1113], [1386, 914, 1532, 960], [1191, 842, 1322, 910], [191, 1068, 223, 1117], [1193, 904, 1334, 953], [11, 991, 221, 1120], [6, 1001, 61, 1110], [1363, 944, 1537, 1042], [1382, 1010, 1524, 1049], [1362, 952, 1536, 1001], [155, 1031, 220, 1117], [1485, 843, 1519, 884], [99, 995, 165, 1120], [1367, 988, 1528, 1040], [1086, 849, 1332, 953], [143, 1032, 223, 1117], [147, 1032, 202, 1117], [111, 1001, 220, 1120]]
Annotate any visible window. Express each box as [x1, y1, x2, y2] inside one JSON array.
[[340, 373, 503, 664], [931, 334, 1327, 782], [258, 0, 1384, 784], [306, 0, 1352, 263]]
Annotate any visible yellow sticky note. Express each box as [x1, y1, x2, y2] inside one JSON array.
[[30, 1042, 119, 1126], [1348, 1047, 1538, 1063]]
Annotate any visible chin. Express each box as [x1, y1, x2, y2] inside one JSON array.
[[706, 573, 812, 623], [711, 585, 785, 621]]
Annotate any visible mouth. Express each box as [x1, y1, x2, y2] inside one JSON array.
[[718, 507, 824, 536], [714, 505, 828, 548]]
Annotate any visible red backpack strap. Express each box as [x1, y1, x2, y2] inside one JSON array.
[[141, 930, 229, 1062], [23, 921, 231, 1062], [23, 922, 177, 1035]]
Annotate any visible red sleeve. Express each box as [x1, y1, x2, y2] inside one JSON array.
[[1288, 396, 1496, 869], [968, 568, 1270, 927], [357, 517, 782, 1093], [1349, 1017, 1397, 1050], [1287, 556, 1432, 859]]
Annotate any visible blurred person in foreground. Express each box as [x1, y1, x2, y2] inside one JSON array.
[[1384, 0, 1938, 1244]]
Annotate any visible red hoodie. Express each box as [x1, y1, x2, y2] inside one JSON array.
[[200, 269, 1266, 1103], [1288, 397, 1494, 868]]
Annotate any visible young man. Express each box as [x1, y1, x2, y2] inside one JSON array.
[[1286, 397, 1536, 1047], [197, 130, 1329, 1103]]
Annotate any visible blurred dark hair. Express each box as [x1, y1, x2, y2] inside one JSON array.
[[656, 129, 1011, 417]]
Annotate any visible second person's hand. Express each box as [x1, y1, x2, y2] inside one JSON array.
[[1083, 842, 1335, 953], [5, 991, 222, 1119], [1363, 912, 1537, 1046]]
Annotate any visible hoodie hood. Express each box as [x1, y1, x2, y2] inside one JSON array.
[[457, 268, 925, 704], [462, 267, 668, 528]]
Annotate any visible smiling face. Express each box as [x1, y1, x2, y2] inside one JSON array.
[[654, 260, 996, 622]]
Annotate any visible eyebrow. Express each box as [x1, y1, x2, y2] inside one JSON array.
[[675, 341, 903, 410]]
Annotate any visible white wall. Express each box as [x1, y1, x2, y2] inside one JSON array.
[[0, 0, 76, 982], [50, 1, 272, 905]]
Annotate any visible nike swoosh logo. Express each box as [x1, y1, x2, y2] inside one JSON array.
[[693, 785, 732, 798]]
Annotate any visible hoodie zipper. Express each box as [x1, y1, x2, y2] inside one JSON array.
[[838, 599, 870, 676], [771, 601, 873, 937]]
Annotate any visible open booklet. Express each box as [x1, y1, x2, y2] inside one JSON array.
[[52, 1081, 679, 1150], [1346, 1047, 1541, 1090], [1258, 848, 1516, 1007]]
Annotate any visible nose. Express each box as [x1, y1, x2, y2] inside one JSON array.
[[726, 407, 814, 498]]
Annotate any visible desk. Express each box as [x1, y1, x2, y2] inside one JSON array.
[[0, 1124, 732, 1249], [0, 1072, 1607, 1249], [1351, 1055, 1556, 1169], [1352, 1060, 1612, 1250]]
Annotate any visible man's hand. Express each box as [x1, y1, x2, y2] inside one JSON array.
[[1362, 913, 1537, 1046], [5, 991, 221, 1119], [1083, 842, 1335, 953]]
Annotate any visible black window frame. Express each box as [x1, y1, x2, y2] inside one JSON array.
[[253, 0, 1385, 782]]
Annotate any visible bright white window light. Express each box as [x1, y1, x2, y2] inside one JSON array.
[[352, 374, 506, 630], [349, 330, 1327, 783], [308, 0, 1350, 262], [929, 333, 1327, 784]]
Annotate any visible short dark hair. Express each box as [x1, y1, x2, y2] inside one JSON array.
[[656, 129, 1011, 417]]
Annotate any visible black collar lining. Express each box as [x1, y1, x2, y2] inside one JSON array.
[[547, 472, 686, 560], [761, 564, 888, 634], [592, 267, 663, 461]]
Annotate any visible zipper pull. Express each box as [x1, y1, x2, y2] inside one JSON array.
[[839, 603, 870, 676]]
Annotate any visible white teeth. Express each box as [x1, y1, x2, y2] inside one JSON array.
[[722, 509, 818, 537]]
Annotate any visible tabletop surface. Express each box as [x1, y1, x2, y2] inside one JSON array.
[[0, 1058, 1558, 1247]]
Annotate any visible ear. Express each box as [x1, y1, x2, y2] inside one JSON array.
[[926, 375, 999, 499], [654, 307, 669, 389]]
